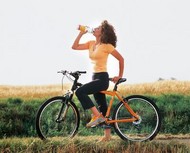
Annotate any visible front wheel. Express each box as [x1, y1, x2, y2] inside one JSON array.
[[113, 95, 161, 142], [35, 96, 80, 140]]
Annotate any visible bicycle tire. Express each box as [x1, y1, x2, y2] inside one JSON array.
[[113, 95, 161, 142], [35, 96, 80, 140]]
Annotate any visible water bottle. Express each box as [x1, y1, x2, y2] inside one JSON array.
[[78, 25, 94, 33]]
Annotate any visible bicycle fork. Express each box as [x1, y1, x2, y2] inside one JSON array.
[[56, 94, 71, 123]]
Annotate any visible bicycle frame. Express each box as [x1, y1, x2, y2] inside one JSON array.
[[100, 90, 140, 124], [58, 70, 140, 124]]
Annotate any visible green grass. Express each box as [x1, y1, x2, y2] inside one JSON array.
[[0, 81, 190, 152], [1, 94, 190, 138]]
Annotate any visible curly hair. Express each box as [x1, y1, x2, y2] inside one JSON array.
[[100, 20, 117, 47]]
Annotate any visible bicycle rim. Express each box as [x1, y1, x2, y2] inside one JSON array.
[[113, 95, 161, 142], [36, 97, 79, 139]]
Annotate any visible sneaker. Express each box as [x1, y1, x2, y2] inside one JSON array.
[[86, 114, 105, 128], [88, 115, 97, 128]]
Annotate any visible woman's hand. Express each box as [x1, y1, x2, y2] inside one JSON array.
[[78, 30, 87, 35], [112, 76, 121, 83]]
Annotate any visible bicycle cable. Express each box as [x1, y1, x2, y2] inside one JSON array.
[[61, 72, 77, 91], [61, 75, 65, 91], [66, 73, 74, 82]]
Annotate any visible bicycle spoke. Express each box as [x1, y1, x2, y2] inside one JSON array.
[[113, 95, 161, 142], [36, 97, 79, 139]]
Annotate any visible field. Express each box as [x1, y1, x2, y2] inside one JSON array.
[[0, 80, 190, 99], [0, 80, 190, 152]]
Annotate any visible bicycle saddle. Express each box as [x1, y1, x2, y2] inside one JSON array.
[[117, 78, 127, 85]]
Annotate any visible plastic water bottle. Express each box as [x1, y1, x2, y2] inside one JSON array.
[[78, 25, 94, 33]]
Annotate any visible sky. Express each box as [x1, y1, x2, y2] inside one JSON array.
[[0, 0, 190, 85]]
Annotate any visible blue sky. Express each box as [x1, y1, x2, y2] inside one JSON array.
[[1, 0, 190, 85]]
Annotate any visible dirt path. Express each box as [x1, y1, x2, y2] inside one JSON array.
[[154, 134, 190, 148]]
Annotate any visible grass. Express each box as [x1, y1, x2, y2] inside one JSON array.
[[0, 80, 190, 152], [0, 135, 189, 153], [0, 80, 190, 99], [119, 80, 190, 96], [0, 84, 70, 99]]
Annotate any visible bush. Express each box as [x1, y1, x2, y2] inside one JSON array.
[[153, 94, 190, 134], [0, 99, 43, 138], [0, 94, 190, 137]]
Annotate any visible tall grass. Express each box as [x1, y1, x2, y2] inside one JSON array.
[[119, 80, 190, 96], [0, 136, 189, 153], [0, 84, 70, 99], [0, 80, 190, 99]]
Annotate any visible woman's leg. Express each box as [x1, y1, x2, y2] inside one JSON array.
[[94, 92, 112, 141], [94, 92, 108, 116], [76, 83, 105, 127], [75, 72, 109, 111], [75, 79, 107, 110]]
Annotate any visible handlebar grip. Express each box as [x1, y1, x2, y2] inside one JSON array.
[[78, 71, 86, 74], [57, 70, 67, 74]]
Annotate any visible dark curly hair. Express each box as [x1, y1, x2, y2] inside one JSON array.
[[100, 20, 117, 47]]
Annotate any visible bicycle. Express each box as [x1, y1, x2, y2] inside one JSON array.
[[35, 70, 161, 142]]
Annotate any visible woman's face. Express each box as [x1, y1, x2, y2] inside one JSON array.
[[93, 26, 102, 37]]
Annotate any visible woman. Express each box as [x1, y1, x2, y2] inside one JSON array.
[[72, 20, 124, 141]]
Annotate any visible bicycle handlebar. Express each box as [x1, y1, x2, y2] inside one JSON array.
[[57, 70, 86, 91], [57, 70, 86, 74], [57, 70, 86, 78]]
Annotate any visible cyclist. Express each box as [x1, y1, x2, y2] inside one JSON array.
[[72, 20, 124, 141]]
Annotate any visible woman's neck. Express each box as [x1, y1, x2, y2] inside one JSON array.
[[95, 37, 101, 45]]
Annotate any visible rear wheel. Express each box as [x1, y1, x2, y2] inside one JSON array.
[[113, 95, 161, 142], [35, 96, 80, 139]]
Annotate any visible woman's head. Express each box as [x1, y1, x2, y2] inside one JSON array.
[[93, 20, 117, 47]]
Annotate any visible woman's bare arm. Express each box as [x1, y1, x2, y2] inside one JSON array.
[[72, 32, 88, 50], [111, 49, 124, 83]]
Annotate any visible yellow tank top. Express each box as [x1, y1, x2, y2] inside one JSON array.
[[84, 41, 115, 72]]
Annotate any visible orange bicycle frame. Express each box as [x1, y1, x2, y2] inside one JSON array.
[[100, 90, 139, 124]]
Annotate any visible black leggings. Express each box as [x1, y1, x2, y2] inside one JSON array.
[[75, 72, 109, 116]]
